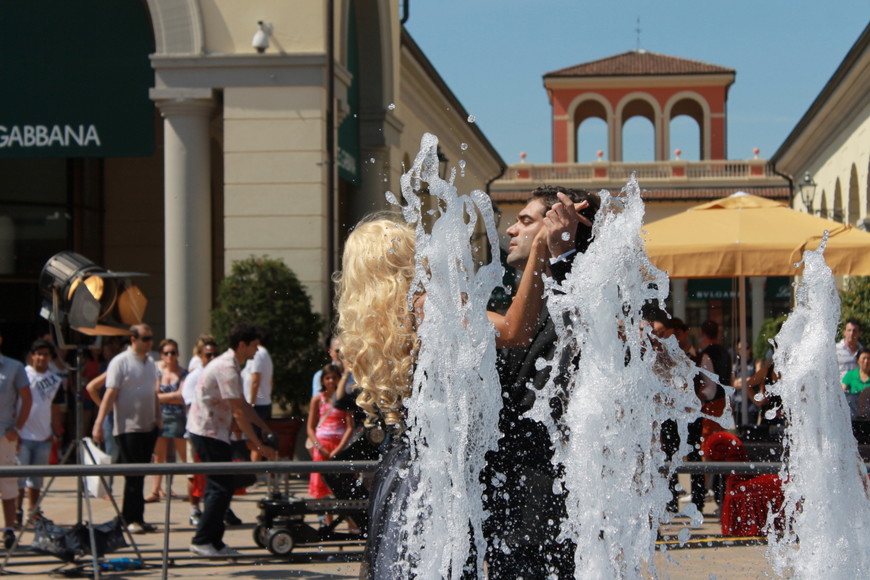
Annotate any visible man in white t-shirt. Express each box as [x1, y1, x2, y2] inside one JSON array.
[[93, 324, 160, 534], [836, 318, 863, 379], [187, 323, 274, 558], [242, 326, 274, 461], [181, 338, 218, 526], [18, 339, 65, 524]]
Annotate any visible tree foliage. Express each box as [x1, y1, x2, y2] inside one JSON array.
[[212, 256, 325, 414], [753, 315, 788, 361], [839, 276, 870, 338]]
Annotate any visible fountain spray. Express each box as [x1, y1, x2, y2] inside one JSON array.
[[386, 133, 503, 578], [767, 237, 870, 578]]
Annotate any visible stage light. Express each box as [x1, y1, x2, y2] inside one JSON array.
[[39, 251, 148, 347]]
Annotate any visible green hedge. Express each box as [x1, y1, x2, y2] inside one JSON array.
[[212, 256, 325, 414]]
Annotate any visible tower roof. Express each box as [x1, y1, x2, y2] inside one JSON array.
[[545, 50, 735, 78]]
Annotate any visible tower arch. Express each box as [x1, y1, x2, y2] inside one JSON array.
[[544, 50, 734, 163], [615, 92, 662, 161], [567, 93, 613, 162], [664, 91, 712, 160]]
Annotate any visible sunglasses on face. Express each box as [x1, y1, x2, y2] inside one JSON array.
[[204, 352, 218, 359], [138, 335, 154, 342], [162, 350, 177, 356]]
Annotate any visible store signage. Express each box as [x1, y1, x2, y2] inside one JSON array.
[[0, 124, 101, 149], [0, 1, 154, 159]]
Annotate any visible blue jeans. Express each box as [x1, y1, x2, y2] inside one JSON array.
[[18, 439, 52, 490]]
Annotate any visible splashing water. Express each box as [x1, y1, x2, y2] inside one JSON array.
[[767, 238, 870, 578], [528, 176, 709, 578], [386, 132, 503, 578]]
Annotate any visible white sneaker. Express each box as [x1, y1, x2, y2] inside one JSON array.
[[127, 522, 144, 534], [217, 545, 241, 557], [190, 543, 240, 558], [189, 543, 221, 557]]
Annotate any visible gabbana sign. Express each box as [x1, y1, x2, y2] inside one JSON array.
[[0, 125, 102, 150], [0, 2, 154, 159]]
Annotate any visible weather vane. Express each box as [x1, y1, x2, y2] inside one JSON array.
[[635, 17, 641, 51]]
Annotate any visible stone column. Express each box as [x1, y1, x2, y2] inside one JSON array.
[[151, 89, 215, 357], [671, 279, 688, 321], [750, 277, 766, 349]]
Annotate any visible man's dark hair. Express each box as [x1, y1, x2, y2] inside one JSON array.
[[30, 338, 56, 356], [528, 185, 600, 254], [671, 318, 688, 333], [655, 312, 676, 330], [845, 318, 862, 330], [229, 323, 259, 350], [701, 320, 719, 340]]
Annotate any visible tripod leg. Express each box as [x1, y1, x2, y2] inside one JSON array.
[[80, 478, 101, 580], [0, 439, 82, 571], [161, 473, 172, 580]]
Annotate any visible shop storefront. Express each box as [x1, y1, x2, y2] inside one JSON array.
[[0, 1, 156, 358]]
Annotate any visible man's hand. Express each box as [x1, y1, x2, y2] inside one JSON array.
[[92, 422, 104, 444], [543, 192, 592, 258], [4, 428, 18, 443], [258, 445, 277, 461]]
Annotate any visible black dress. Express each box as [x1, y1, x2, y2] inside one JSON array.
[[358, 431, 413, 580]]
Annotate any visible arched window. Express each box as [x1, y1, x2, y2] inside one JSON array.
[[847, 163, 860, 225], [572, 98, 608, 162], [833, 178, 843, 222], [620, 99, 656, 162], [622, 116, 655, 162], [576, 117, 608, 162], [669, 116, 701, 160], [668, 97, 705, 159]]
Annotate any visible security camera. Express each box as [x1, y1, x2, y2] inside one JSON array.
[[252, 21, 272, 54]]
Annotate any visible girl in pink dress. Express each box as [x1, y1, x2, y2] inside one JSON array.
[[307, 364, 354, 499]]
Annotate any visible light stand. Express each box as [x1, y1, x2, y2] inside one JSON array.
[[3, 251, 150, 578]]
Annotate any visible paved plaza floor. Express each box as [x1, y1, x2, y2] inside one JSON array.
[[0, 472, 775, 579]]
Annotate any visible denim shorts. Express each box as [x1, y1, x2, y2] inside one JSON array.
[[160, 411, 187, 439], [18, 438, 52, 490]]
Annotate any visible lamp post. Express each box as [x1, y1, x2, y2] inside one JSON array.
[[798, 171, 817, 212]]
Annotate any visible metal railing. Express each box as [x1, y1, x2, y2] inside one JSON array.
[[0, 459, 866, 479], [502, 159, 777, 183]]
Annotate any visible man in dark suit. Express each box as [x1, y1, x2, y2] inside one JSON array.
[[482, 186, 599, 579]]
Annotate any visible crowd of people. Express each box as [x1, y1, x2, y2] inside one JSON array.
[[0, 322, 280, 557], [1, 183, 867, 573]]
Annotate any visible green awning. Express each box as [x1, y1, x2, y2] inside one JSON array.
[[0, 1, 155, 158]]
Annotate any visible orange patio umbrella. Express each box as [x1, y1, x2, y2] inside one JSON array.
[[643, 192, 870, 279], [642, 192, 870, 423]]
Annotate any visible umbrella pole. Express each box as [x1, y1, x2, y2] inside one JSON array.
[[739, 276, 750, 425]]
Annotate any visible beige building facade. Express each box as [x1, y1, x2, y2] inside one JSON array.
[[0, 1, 504, 358], [772, 24, 869, 231]]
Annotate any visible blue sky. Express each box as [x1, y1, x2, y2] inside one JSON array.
[[405, 1, 868, 165]]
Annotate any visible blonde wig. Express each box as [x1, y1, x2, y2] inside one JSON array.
[[335, 217, 417, 427]]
